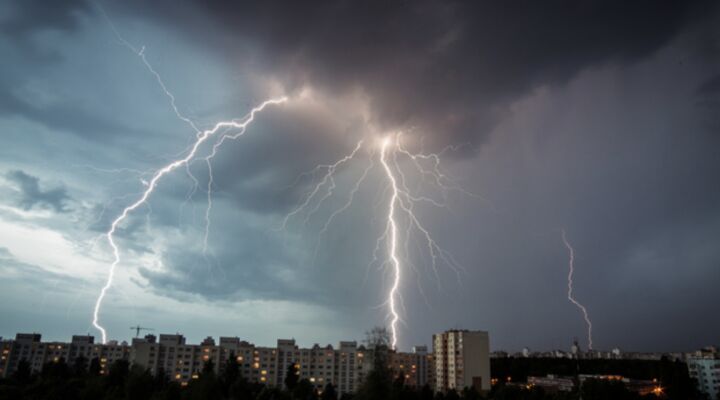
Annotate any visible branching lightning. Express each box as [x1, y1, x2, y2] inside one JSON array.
[[561, 229, 593, 350], [91, 8, 287, 343], [93, 97, 286, 343], [282, 133, 468, 349], [95, 5, 469, 348]]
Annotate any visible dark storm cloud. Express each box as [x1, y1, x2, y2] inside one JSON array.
[[115, 0, 717, 149], [1, 0, 719, 350], [3, 0, 715, 147], [5, 170, 71, 213]]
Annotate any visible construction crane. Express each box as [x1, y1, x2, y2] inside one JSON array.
[[130, 325, 154, 338]]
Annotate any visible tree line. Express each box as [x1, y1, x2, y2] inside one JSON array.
[[0, 350, 709, 400]]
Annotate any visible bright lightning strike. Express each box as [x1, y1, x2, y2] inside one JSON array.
[[379, 137, 402, 349], [92, 97, 286, 343], [561, 229, 593, 350], [282, 133, 467, 350], [90, 7, 288, 343]]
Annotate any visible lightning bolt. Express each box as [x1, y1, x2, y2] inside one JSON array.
[[90, 6, 288, 343], [282, 133, 468, 350], [561, 229, 593, 350], [92, 97, 287, 343], [379, 137, 402, 349]]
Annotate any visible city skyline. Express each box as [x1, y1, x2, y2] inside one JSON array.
[[1, 0, 720, 354]]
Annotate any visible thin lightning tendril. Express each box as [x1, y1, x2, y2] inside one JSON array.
[[561, 229, 593, 350]]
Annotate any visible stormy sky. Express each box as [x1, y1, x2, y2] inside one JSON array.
[[0, 0, 718, 352]]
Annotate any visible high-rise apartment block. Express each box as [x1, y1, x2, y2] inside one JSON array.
[[433, 330, 490, 392], [0, 333, 129, 377]]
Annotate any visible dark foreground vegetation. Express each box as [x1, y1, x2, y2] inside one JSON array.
[[0, 353, 706, 400]]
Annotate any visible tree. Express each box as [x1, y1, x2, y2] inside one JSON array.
[[462, 386, 482, 400], [580, 378, 633, 400], [72, 355, 88, 377], [106, 359, 130, 388], [88, 357, 101, 376], [285, 362, 300, 390], [11, 359, 32, 385], [420, 384, 434, 400], [355, 327, 394, 400], [41, 357, 70, 380], [364, 327, 391, 348], [491, 385, 523, 400], [222, 352, 241, 383], [125, 365, 154, 400], [293, 379, 318, 400], [186, 360, 223, 400], [445, 389, 460, 400], [321, 382, 338, 400], [202, 358, 216, 375]]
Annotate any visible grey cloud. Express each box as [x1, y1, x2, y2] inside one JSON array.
[[5, 170, 72, 213], [697, 74, 720, 96], [0, 0, 90, 38], [0, 89, 155, 143], [137, 235, 320, 304], [115, 0, 717, 150], [0, 246, 85, 289], [1, 0, 719, 351]]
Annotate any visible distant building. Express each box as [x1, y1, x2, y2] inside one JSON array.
[[433, 329, 490, 392], [527, 375, 575, 392], [578, 374, 660, 396]]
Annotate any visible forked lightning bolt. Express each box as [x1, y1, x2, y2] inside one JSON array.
[[561, 229, 593, 350], [93, 98, 286, 343], [92, 10, 287, 343], [283, 133, 466, 349]]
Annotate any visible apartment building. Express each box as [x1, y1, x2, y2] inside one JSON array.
[[1, 331, 444, 396], [433, 330, 490, 392], [388, 345, 434, 388], [0, 333, 130, 378]]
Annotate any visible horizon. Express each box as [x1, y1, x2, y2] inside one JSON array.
[[2, 329, 716, 356]]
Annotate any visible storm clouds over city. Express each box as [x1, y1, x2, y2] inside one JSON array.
[[1, 0, 719, 352]]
